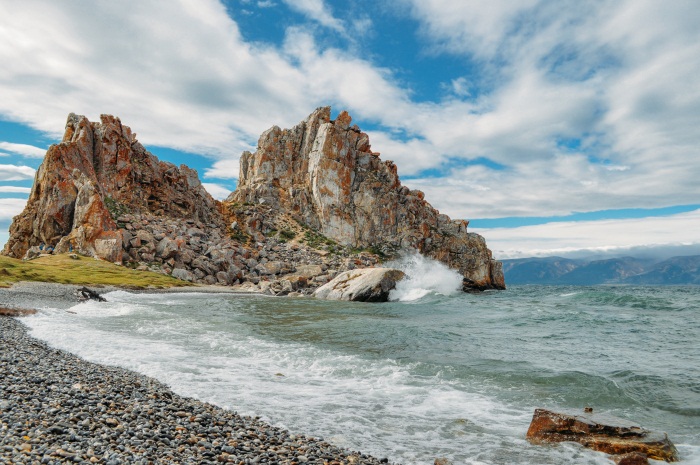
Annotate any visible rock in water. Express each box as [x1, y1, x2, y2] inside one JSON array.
[[526, 408, 679, 462], [314, 268, 405, 302], [229, 107, 505, 291], [75, 287, 107, 302], [2, 113, 221, 261]]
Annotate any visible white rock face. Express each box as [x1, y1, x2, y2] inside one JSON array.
[[314, 267, 406, 302]]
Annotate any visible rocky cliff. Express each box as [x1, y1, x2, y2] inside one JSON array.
[[3, 114, 221, 262], [229, 107, 505, 290], [3, 109, 505, 292]]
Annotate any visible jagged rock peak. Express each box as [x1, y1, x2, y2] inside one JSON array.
[[2, 113, 222, 261], [229, 106, 505, 290]]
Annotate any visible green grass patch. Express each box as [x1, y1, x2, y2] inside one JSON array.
[[0, 254, 192, 289], [302, 230, 337, 249]]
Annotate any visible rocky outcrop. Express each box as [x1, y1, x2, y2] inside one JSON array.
[[3, 113, 220, 261], [3, 109, 505, 293], [526, 408, 679, 463], [314, 268, 405, 302], [228, 107, 504, 291]]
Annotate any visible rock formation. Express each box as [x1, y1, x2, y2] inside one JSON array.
[[3, 109, 505, 293], [229, 107, 504, 290], [3, 113, 220, 261], [314, 268, 405, 302], [526, 408, 679, 463]]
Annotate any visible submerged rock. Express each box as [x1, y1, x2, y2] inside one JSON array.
[[526, 408, 679, 462], [314, 268, 405, 302]]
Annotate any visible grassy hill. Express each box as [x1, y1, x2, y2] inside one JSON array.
[[0, 254, 192, 289]]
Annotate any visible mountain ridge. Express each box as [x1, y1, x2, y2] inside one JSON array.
[[502, 255, 700, 285]]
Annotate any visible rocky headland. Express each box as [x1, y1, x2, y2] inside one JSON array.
[[2, 108, 504, 293]]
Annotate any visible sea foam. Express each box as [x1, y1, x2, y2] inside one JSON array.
[[387, 251, 463, 301]]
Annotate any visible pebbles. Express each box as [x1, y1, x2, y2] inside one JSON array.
[[0, 317, 395, 465]]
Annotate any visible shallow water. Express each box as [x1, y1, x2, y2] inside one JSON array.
[[22, 284, 700, 464]]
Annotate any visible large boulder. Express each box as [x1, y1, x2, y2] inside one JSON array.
[[229, 107, 505, 291], [526, 408, 679, 462], [314, 268, 405, 302]]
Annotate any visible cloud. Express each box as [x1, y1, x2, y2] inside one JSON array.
[[0, 164, 36, 181], [474, 209, 700, 259], [0, 186, 32, 193], [0, 198, 28, 221], [377, 0, 700, 218], [204, 158, 240, 180], [280, 0, 345, 32], [0, 0, 698, 225], [202, 182, 233, 200], [0, 142, 46, 158]]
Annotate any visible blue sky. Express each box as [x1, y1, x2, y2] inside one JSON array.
[[1, 0, 699, 259]]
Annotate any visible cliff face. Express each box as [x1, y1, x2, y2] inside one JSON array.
[[3, 113, 221, 261], [229, 107, 505, 290]]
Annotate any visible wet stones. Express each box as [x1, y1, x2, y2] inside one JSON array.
[[0, 317, 396, 465]]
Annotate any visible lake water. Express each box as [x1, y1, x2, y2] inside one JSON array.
[[21, 257, 700, 464]]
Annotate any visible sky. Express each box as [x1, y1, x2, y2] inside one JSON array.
[[1, 0, 699, 260]]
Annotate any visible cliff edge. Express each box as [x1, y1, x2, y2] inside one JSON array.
[[228, 107, 505, 290]]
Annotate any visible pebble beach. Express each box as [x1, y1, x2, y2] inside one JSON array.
[[0, 284, 393, 465]]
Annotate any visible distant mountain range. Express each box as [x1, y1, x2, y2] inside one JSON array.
[[502, 255, 700, 285]]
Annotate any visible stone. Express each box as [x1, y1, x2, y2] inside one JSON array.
[[228, 106, 504, 291], [614, 452, 650, 465], [526, 408, 679, 462], [171, 268, 195, 282], [75, 287, 107, 302], [23, 246, 42, 260], [293, 264, 324, 279], [156, 237, 180, 259], [314, 268, 405, 302]]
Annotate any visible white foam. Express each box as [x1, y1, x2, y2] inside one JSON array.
[[387, 251, 463, 301]]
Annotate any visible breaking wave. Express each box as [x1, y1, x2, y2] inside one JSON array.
[[387, 251, 463, 301]]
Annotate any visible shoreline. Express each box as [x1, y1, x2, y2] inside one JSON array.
[[0, 311, 394, 465], [0, 281, 270, 313]]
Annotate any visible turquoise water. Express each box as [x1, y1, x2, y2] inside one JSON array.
[[23, 285, 700, 464]]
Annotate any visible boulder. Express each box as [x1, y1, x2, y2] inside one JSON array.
[[526, 408, 679, 462], [23, 246, 42, 261], [171, 268, 195, 282], [156, 237, 179, 259], [314, 268, 405, 302]]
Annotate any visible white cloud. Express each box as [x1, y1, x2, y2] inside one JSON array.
[[0, 186, 32, 193], [204, 158, 240, 180], [0, 164, 36, 181], [280, 0, 345, 33], [257, 1, 275, 8], [0, 142, 46, 158], [0, 198, 28, 221], [202, 182, 233, 200], [0, 0, 698, 227], [474, 209, 700, 260]]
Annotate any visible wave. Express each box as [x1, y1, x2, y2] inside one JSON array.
[[387, 251, 463, 301]]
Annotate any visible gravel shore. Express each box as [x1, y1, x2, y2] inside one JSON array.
[[0, 314, 392, 465]]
